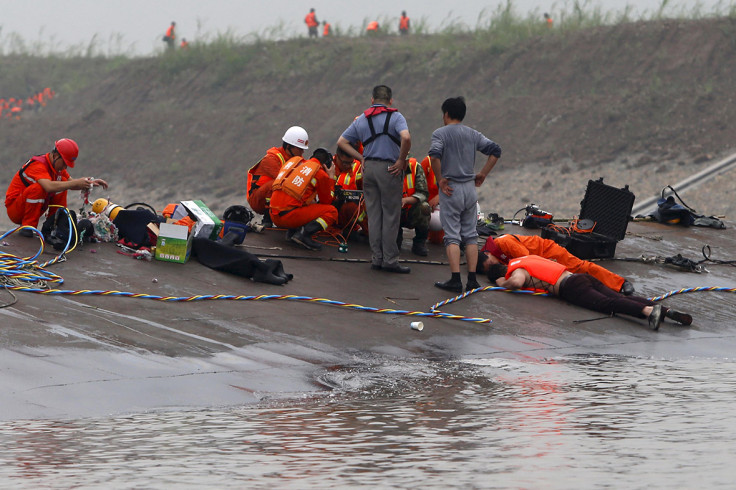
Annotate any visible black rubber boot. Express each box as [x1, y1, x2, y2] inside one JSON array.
[[291, 220, 324, 251]]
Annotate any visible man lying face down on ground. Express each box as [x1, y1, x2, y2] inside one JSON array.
[[486, 254, 693, 330]]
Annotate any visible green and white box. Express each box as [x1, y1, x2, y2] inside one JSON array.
[[155, 222, 193, 264], [181, 200, 223, 240]]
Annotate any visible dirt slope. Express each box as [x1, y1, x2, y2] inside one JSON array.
[[2, 16, 736, 228]]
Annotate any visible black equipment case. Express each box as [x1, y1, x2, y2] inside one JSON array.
[[541, 178, 635, 259]]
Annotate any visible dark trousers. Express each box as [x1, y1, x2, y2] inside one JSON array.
[[559, 274, 653, 318]]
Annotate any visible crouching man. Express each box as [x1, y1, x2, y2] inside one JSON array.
[[269, 148, 337, 251]]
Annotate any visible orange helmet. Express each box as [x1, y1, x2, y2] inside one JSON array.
[[54, 138, 79, 168]]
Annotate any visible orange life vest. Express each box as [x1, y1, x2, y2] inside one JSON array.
[[272, 157, 321, 202], [399, 16, 410, 31], [305, 12, 318, 28], [247, 147, 287, 196], [323, 23, 331, 36], [336, 161, 362, 190], [403, 159, 420, 199], [507, 255, 566, 287], [366, 21, 379, 31], [419, 156, 438, 202]]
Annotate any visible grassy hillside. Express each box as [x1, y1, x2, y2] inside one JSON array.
[[2, 15, 736, 227]]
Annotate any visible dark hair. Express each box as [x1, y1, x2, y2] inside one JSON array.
[[372, 85, 392, 103], [477, 250, 488, 272], [487, 263, 507, 283], [441, 96, 466, 121]]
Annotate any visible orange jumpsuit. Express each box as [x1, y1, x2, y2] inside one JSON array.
[[493, 234, 625, 292], [247, 147, 289, 214], [269, 158, 338, 230], [5, 154, 69, 227]]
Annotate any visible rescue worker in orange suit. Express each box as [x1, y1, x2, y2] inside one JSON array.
[[399, 11, 410, 35], [305, 8, 319, 38], [269, 148, 337, 251], [247, 126, 309, 227], [164, 21, 176, 50], [333, 145, 368, 241], [322, 21, 331, 37], [5, 138, 108, 237], [478, 235, 635, 295], [487, 255, 692, 329], [180, 38, 189, 49], [398, 158, 430, 256]]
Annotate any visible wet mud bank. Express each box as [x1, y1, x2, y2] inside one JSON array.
[[2, 220, 736, 420]]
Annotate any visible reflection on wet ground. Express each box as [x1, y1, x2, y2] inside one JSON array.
[[1, 354, 735, 488]]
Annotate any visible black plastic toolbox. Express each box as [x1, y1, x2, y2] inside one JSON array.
[[540, 178, 635, 259]]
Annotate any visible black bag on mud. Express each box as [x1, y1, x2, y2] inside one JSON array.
[[651, 185, 725, 228], [41, 209, 94, 250]]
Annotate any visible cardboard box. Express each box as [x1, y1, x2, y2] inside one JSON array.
[[180, 200, 222, 240], [155, 222, 192, 263]]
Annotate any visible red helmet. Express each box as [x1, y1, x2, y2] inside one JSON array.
[[54, 138, 79, 168]]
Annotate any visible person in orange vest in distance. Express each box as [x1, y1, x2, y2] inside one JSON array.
[[164, 21, 176, 49], [247, 126, 309, 228], [180, 38, 189, 49], [333, 144, 368, 241], [399, 11, 410, 35], [305, 8, 319, 38], [544, 13, 553, 27], [269, 148, 338, 251], [322, 20, 331, 37], [398, 157, 430, 256], [5, 138, 108, 236], [366, 21, 379, 34]]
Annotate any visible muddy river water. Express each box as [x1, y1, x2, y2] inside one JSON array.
[[1, 352, 735, 488]]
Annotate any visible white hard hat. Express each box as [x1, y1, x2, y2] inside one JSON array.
[[429, 209, 443, 231], [282, 126, 309, 150]]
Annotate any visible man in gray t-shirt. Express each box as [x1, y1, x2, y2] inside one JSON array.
[[429, 96, 501, 293]]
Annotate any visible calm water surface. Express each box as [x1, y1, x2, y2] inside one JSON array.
[[1, 354, 735, 488]]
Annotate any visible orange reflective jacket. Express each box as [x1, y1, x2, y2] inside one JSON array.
[[399, 16, 410, 31], [247, 147, 288, 198], [305, 12, 318, 28], [419, 156, 438, 203], [335, 161, 362, 190], [5, 154, 69, 207]]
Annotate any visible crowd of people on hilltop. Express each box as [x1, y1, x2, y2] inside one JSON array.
[[0, 87, 55, 120], [303, 8, 409, 37]]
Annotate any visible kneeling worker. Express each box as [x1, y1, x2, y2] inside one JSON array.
[[269, 148, 337, 250], [398, 157, 430, 256], [5, 138, 108, 235], [333, 144, 368, 240], [487, 255, 693, 329], [247, 126, 309, 227]]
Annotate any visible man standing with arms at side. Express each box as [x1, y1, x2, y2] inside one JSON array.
[[338, 84, 412, 273], [305, 8, 319, 38], [430, 96, 501, 293]]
